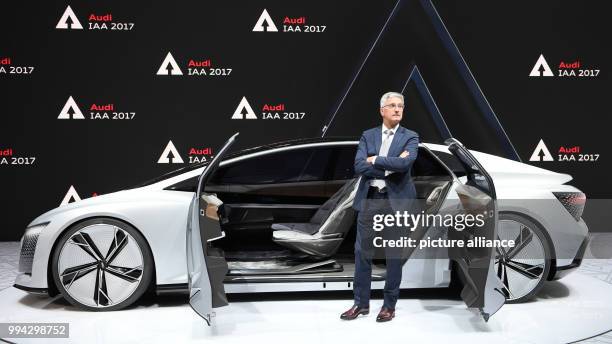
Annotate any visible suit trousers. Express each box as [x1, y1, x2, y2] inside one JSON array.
[[353, 187, 404, 309]]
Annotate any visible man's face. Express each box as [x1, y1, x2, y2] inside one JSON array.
[[380, 96, 404, 125]]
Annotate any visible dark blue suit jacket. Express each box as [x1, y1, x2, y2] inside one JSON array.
[[353, 126, 419, 212]]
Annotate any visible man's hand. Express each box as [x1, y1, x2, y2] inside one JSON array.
[[399, 150, 409, 158]]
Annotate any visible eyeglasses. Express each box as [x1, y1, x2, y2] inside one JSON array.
[[382, 103, 404, 109]]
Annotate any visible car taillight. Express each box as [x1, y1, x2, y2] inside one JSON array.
[[553, 192, 586, 221]]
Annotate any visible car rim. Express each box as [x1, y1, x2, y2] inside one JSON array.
[[495, 219, 546, 301], [57, 224, 144, 308]]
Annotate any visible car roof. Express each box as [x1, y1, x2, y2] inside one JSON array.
[[230, 136, 359, 157], [230, 137, 452, 156]]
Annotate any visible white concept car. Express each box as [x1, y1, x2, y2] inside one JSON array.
[[14, 134, 589, 324]]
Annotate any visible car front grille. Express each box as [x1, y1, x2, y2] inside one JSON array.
[[18, 232, 40, 274]]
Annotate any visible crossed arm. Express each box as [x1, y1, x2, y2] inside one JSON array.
[[354, 133, 419, 178], [354, 134, 386, 178], [372, 135, 419, 172]]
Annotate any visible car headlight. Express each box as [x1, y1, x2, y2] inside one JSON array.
[[18, 223, 49, 274]]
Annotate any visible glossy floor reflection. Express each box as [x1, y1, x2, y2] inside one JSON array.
[[2, 237, 612, 343], [0, 270, 611, 344]]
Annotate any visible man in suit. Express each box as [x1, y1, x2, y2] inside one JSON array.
[[340, 92, 419, 322]]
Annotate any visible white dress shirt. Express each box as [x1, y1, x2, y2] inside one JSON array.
[[370, 124, 399, 190]]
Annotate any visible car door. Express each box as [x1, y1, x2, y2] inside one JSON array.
[[445, 138, 506, 321], [187, 133, 238, 325]]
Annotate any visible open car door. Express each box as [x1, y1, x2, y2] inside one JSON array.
[[446, 138, 506, 321], [187, 133, 239, 325]]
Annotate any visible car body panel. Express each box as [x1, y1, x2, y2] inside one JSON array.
[[15, 140, 589, 302], [19, 188, 192, 289]]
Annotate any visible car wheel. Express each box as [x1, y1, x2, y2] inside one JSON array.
[[51, 218, 153, 311], [496, 212, 552, 303]]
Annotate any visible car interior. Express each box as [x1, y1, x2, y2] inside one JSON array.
[[196, 143, 458, 283]]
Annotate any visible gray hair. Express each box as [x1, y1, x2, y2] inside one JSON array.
[[379, 92, 404, 107]]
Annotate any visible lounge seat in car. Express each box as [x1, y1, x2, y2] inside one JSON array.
[[271, 178, 359, 258]]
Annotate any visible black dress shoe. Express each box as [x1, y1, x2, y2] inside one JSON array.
[[376, 307, 395, 322], [340, 305, 370, 320]]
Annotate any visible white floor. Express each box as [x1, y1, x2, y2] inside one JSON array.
[[1, 240, 612, 344]]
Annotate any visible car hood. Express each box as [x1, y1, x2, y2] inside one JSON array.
[[29, 188, 152, 226]]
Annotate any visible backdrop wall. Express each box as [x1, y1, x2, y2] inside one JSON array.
[[1, 0, 609, 240]]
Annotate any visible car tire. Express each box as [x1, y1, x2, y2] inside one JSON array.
[[496, 212, 552, 304], [51, 218, 153, 311]]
